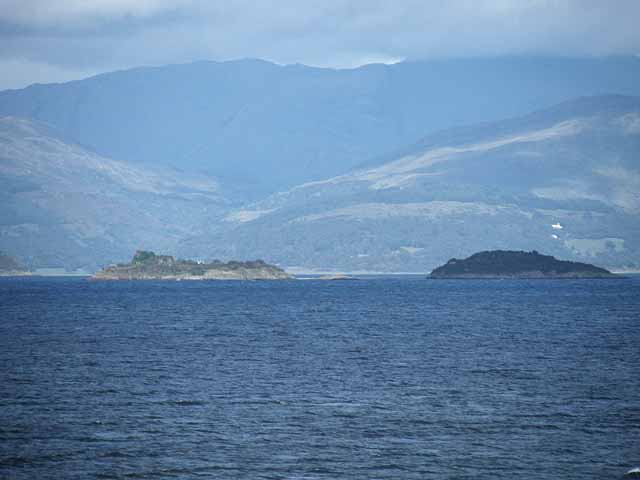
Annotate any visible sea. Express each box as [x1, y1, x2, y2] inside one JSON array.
[[1, 276, 638, 479]]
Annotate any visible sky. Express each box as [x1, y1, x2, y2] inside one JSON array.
[[0, 0, 639, 90]]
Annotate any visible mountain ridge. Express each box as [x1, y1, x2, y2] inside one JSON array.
[[180, 94, 640, 272], [2, 56, 639, 190]]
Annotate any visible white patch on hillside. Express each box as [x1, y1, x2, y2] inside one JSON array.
[[356, 119, 584, 183], [0, 117, 221, 197], [291, 119, 584, 192], [291, 201, 529, 223], [225, 209, 276, 223], [369, 172, 441, 190]]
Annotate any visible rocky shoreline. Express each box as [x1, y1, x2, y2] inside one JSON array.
[[0, 270, 32, 277], [92, 251, 291, 281]]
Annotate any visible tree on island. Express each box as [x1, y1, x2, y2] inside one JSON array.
[[132, 250, 157, 264]]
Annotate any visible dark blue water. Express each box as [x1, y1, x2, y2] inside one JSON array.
[[1, 276, 639, 479]]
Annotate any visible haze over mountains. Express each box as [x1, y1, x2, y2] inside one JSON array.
[[0, 57, 639, 272], [1, 57, 639, 190]]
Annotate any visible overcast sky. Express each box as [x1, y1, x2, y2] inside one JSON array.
[[0, 0, 639, 90]]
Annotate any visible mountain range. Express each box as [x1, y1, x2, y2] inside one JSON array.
[[1, 56, 639, 191], [181, 95, 640, 272], [0, 57, 639, 272]]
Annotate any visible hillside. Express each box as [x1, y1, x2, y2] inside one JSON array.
[[1, 57, 639, 190], [180, 95, 640, 272], [0, 117, 239, 270]]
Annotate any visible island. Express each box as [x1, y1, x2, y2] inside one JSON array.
[[92, 250, 291, 280], [429, 250, 617, 279], [624, 467, 640, 478], [0, 252, 31, 276]]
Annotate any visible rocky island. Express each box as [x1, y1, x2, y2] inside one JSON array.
[[0, 252, 31, 276], [92, 251, 291, 280], [429, 250, 617, 279]]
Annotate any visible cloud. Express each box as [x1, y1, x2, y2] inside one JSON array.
[[0, 0, 191, 25], [0, 0, 639, 88]]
